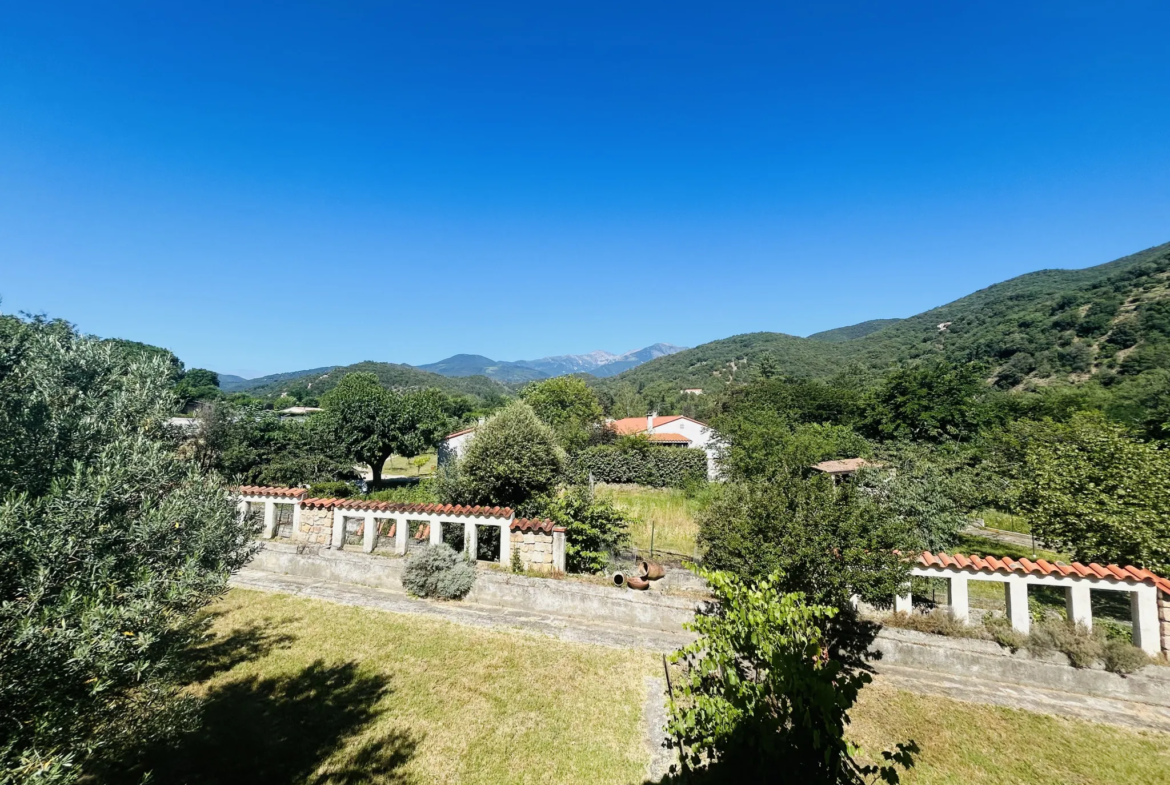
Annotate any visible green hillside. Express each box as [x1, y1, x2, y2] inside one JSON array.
[[600, 241, 1170, 401], [251, 361, 508, 401], [807, 318, 901, 342]]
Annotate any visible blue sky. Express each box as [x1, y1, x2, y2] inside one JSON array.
[[2, 2, 1169, 378]]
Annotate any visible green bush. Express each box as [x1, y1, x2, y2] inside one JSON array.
[[401, 543, 476, 600], [568, 445, 707, 488], [307, 480, 355, 498], [367, 479, 439, 505], [537, 486, 632, 573]]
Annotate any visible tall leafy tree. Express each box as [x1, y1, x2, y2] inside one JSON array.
[[860, 360, 985, 442], [520, 376, 604, 452], [1009, 412, 1170, 573], [0, 314, 255, 782], [318, 373, 451, 489]]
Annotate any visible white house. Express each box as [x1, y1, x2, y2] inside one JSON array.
[[437, 426, 478, 466], [608, 414, 721, 479]]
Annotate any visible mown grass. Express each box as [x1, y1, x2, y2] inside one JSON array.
[[850, 681, 1170, 785], [977, 508, 1031, 535], [127, 590, 655, 785], [381, 453, 437, 477], [124, 590, 1170, 785], [595, 483, 702, 557]]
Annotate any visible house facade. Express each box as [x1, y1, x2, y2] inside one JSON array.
[[608, 413, 720, 479]]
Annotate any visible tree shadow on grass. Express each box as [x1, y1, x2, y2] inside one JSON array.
[[105, 660, 417, 785]]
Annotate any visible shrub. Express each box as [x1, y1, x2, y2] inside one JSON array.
[[884, 609, 982, 639], [665, 569, 917, 781], [367, 479, 439, 505], [401, 543, 476, 600], [568, 445, 707, 488], [983, 614, 1027, 652], [307, 480, 355, 498], [1102, 639, 1151, 675], [456, 401, 565, 507], [537, 486, 632, 573]]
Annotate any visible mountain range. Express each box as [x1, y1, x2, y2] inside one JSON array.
[[416, 343, 685, 382], [216, 240, 1170, 405]]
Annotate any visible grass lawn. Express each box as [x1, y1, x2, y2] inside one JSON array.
[[850, 682, 1170, 785], [381, 453, 437, 477], [118, 590, 1170, 784], [122, 590, 656, 785], [595, 484, 702, 558]]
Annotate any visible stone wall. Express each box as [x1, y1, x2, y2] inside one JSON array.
[[1160, 592, 1170, 656], [510, 529, 556, 573], [292, 506, 332, 546]]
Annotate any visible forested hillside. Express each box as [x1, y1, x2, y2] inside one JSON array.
[[597, 241, 1170, 411], [251, 361, 508, 402], [807, 319, 901, 342]]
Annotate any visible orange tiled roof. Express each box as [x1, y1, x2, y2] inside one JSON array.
[[609, 415, 710, 435], [238, 485, 308, 498], [300, 498, 514, 519], [917, 551, 1170, 595], [647, 432, 690, 443]]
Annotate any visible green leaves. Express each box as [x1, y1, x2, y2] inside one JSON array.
[[665, 568, 915, 782]]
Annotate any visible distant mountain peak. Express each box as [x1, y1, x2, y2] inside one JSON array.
[[415, 343, 686, 382]]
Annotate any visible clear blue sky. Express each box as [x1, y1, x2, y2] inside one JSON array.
[[3, 2, 1169, 378]]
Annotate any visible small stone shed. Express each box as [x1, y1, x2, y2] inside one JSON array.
[[236, 487, 566, 573], [900, 550, 1170, 657]]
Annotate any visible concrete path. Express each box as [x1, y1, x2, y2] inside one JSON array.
[[232, 568, 695, 653]]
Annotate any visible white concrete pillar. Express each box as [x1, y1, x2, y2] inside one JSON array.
[[331, 509, 345, 549], [1005, 578, 1030, 634], [237, 499, 250, 523], [894, 588, 912, 614], [429, 518, 442, 546], [394, 517, 407, 555], [500, 523, 513, 566], [947, 575, 969, 624], [1132, 586, 1161, 656], [292, 501, 302, 534], [1065, 584, 1092, 629], [551, 529, 565, 572], [363, 513, 377, 553], [464, 521, 477, 560], [262, 501, 277, 539]]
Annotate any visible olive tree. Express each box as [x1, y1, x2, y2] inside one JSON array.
[[0, 314, 255, 783]]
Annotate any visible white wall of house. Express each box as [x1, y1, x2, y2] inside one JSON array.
[[647, 416, 721, 480], [437, 429, 476, 466]]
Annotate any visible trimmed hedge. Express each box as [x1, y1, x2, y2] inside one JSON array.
[[568, 445, 708, 488]]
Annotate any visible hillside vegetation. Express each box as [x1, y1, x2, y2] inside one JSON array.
[[598, 241, 1170, 409], [251, 361, 508, 402]]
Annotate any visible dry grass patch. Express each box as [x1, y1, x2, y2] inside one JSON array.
[[596, 483, 701, 557], [135, 589, 655, 785], [850, 681, 1170, 785]]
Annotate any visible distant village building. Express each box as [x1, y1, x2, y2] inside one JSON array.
[[810, 457, 881, 481], [278, 406, 323, 416], [681, 388, 703, 395], [439, 412, 722, 479], [608, 414, 720, 479]]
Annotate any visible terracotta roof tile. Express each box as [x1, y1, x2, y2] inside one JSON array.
[[238, 485, 308, 498], [646, 432, 691, 443], [917, 550, 1170, 595], [811, 458, 881, 475], [299, 498, 513, 519], [607, 415, 712, 436], [510, 518, 557, 533], [443, 427, 477, 440]]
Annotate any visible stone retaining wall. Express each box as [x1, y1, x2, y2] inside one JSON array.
[[250, 541, 696, 631]]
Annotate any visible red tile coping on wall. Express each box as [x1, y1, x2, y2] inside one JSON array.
[[918, 551, 1170, 595], [299, 498, 514, 518], [510, 518, 564, 533], [238, 485, 308, 498]]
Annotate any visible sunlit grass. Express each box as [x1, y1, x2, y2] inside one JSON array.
[[595, 483, 703, 558], [977, 508, 1031, 535], [137, 589, 655, 785], [850, 681, 1170, 785]]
